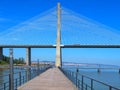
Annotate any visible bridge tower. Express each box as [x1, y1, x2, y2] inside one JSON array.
[[55, 3, 62, 67]]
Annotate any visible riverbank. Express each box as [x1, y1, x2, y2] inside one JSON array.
[[0, 65, 9, 70]]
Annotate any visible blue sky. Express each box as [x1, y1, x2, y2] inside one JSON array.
[[0, 0, 120, 66], [0, 0, 120, 30]]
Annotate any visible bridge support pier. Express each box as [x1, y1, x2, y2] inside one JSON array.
[[9, 48, 14, 90], [0, 47, 3, 60], [26, 48, 31, 66], [26, 48, 31, 81]]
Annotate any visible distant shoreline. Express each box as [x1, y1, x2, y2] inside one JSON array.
[[0, 65, 9, 70]]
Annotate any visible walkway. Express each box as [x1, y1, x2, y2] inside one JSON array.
[[18, 68, 77, 90]]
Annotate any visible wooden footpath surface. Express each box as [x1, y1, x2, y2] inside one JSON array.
[[18, 68, 77, 90]]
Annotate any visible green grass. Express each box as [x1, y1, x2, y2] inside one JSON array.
[[0, 60, 8, 65]]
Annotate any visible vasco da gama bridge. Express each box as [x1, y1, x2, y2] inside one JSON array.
[[0, 3, 120, 68]]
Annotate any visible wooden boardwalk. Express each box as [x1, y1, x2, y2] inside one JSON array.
[[18, 68, 77, 90]]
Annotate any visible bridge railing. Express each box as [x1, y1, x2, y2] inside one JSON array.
[[0, 65, 51, 90], [61, 68, 120, 90]]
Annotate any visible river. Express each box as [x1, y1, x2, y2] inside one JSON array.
[[63, 65, 120, 90], [0, 65, 120, 90]]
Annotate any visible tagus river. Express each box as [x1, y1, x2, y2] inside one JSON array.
[[63, 65, 120, 90], [0, 68, 27, 90], [0, 65, 120, 90]]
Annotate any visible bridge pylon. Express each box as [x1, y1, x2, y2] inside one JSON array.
[[55, 3, 62, 67]]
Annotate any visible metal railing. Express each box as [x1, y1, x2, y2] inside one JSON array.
[[0, 66, 51, 90], [61, 68, 120, 90]]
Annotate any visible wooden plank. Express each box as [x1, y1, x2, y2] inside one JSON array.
[[18, 68, 77, 90]]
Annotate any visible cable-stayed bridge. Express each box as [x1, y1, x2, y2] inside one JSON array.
[[0, 3, 120, 67], [1, 3, 120, 90]]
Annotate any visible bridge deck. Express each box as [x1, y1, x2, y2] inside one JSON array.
[[18, 68, 77, 90]]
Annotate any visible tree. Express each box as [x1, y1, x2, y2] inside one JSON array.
[[0, 55, 25, 65]]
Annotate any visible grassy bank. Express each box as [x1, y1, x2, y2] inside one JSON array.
[[0, 60, 9, 65]]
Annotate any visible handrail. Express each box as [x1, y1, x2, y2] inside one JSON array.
[[78, 72, 119, 90], [0, 66, 45, 77], [61, 68, 120, 90], [0, 65, 51, 90]]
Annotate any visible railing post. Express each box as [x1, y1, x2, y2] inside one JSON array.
[[37, 59, 40, 75], [9, 48, 14, 90], [26, 68, 28, 81], [23, 76, 25, 84], [15, 78, 17, 89], [85, 84, 87, 90], [91, 79, 93, 90], [26, 66, 31, 81], [76, 68, 79, 87], [109, 86, 112, 90], [19, 72, 22, 86], [81, 75, 84, 90], [29, 67, 31, 80], [4, 83, 6, 90], [9, 74, 11, 90], [97, 68, 101, 73]]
